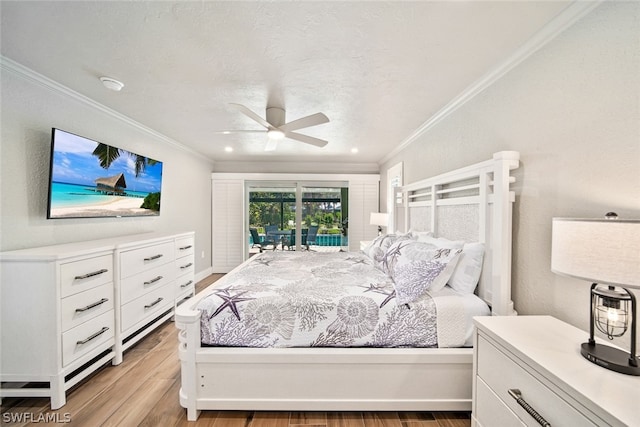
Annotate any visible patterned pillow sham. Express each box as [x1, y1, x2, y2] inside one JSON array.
[[385, 240, 462, 305], [362, 232, 414, 270]]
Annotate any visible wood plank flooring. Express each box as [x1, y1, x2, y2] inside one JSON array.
[[1, 274, 471, 427]]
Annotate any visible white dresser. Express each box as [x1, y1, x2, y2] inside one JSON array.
[[473, 315, 639, 427], [0, 231, 195, 409]]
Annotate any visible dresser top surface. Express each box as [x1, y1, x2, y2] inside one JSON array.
[[474, 315, 640, 426], [0, 231, 194, 261]]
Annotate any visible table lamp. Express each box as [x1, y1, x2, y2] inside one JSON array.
[[370, 212, 389, 236], [551, 215, 640, 375]]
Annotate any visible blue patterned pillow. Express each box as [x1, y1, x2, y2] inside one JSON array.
[[387, 240, 462, 304]]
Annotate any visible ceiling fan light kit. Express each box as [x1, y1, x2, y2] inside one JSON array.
[[267, 129, 285, 140]]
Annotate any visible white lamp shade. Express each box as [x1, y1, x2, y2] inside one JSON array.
[[551, 218, 640, 289], [370, 212, 389, 227]]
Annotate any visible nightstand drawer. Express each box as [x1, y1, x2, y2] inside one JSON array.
[[477, 335, 597, 427], [475, 378, 524, 427]]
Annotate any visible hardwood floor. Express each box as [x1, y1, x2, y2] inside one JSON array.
[[1, 274, 471, 427]]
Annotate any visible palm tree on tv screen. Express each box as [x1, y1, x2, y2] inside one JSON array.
[[92, 143, 158, 177]]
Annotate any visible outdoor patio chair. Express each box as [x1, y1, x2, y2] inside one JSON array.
[[283, 229, 295, 250], [250, 228, 276, 252], [305, 225, 319, 250]]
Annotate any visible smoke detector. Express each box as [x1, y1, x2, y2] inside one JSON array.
[[100, 77, 124, 91]]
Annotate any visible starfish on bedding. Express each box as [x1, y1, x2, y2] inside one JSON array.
[[255, 257, 272, 266], [360, 283, 396, 308], [209, 289, 255, 321], [360, 283, 388, 294]]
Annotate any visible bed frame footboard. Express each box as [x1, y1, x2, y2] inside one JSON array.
[[178, 312, 472, 421]]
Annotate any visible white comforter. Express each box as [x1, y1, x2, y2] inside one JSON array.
[[196, 251, 487, 348]]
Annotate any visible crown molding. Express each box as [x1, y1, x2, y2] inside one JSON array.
[[0, 55, 212, 163], [379, 0, 604, 166], [212, 160, 379, 174]]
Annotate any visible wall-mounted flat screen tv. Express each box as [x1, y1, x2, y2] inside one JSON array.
[[47, 128, 163, 219]]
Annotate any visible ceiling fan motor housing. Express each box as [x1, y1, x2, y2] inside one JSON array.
[[266, 107, 285, 127]]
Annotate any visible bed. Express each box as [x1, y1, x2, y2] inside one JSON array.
[[175, 151, 520, 420]]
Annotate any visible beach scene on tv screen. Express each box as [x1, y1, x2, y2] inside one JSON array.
[[49, 130, 163, 218]]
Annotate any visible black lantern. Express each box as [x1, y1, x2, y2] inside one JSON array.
[[583, 283, 638, 375]]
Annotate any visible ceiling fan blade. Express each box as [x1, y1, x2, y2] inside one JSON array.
[[229, 103, 273, 129], [279, 112, 329, 132], [211, 130, 266, 134], [285, 132, 328, 148], [264, 138, 278, 151]]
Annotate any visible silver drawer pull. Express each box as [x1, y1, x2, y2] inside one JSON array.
[[508, 389, 551, 427], [144, 254, 163, 261], [144, 297, 164, 309], [179, 245, 193, 250], [75, 298, 109, 312], [143, 276, 163, 285], [180, 262, 193, 269], [74, 268, 108, 280], [76, 327, 109, 345], [180, 280, 193, 289]]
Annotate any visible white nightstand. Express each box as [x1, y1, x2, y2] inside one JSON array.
[[359, 240, 371, 251], [473, 315, 639, 427]]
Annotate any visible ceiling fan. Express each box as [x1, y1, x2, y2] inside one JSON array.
[[224, 103, 329, 151]]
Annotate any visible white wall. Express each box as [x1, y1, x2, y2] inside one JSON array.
[[0, 64, 215, 276], [380, 2, 640, 349]]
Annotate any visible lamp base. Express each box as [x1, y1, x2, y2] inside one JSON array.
[[581, 342, 640, 376]]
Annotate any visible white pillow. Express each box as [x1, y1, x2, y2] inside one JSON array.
[[410, 236, 485, 294], [449, 242, 485, 294], [386, 240, 462, 304], [414, 235, 465, 248], [409, 230, 434, 242]]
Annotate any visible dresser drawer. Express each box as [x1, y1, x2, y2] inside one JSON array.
[[475, 378, 525, 427], [176, 257, 194, 278], [477, 335, 597, 427], [120, 262, 175, 304], [60, 254, 113, 298], [62, 310, 114, 366], [175, 275, 195, 296], [120, 283, 174, 332], [60, 283, 114, 332], [119, 241, 174, 279], [175, 236, 195, 258]]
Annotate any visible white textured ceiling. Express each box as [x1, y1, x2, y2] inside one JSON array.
[[1, 1, 572, 165]]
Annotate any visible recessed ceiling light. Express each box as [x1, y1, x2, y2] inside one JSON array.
[[99, 76, 124, 91], [224, 146, 233, 153], [351, 148, 359, 153]]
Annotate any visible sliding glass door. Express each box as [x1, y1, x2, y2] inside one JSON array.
[[248, 181, 348, 253]]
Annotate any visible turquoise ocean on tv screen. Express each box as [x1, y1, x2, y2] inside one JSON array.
[[50, 182, 151, 208]]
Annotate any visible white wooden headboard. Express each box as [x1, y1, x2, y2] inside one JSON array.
[[394, 151, 520, 316]]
